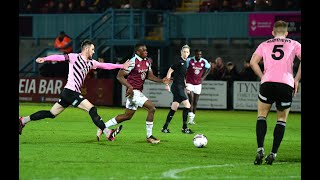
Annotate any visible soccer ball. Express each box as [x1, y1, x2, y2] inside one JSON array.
[[193, 134, 208, 148]]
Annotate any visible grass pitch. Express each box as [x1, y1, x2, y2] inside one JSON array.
[[19, 102, 301, 179]]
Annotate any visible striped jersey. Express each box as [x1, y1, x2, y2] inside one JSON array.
[[43, 53, 123, 93]]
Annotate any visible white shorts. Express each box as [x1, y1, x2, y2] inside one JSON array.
[[126, 90, 148, 110], [186, 83, 202, 95]]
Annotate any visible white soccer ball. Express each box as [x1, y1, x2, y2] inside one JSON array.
[[193, 134, 208, 148]]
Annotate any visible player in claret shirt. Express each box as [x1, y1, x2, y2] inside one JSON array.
[[98, 43, 171, 144], [185, 49, 211, 124], [19, 39, 130, 142]]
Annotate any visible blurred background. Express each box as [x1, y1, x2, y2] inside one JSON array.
[[19, 0, 301, 110]]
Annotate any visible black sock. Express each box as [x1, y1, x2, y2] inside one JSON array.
[[163, 109, 176, 129], [182, 108, 189, 129], [89, 106, 106, 130], [271, 121, 286, 154], [256, 116, 267, 148], [30, 110, 55, 121]]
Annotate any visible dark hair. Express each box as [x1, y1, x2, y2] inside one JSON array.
[[194, 49, 202, 53], [81, 39, 94, 50], [134, 43, 146, 52]]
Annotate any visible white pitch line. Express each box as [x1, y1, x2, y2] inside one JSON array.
[[162, 163, 301, 179], [162, 164, 235, 179]]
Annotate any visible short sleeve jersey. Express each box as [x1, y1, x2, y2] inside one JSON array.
[[254, 37, 301, 88], [171, 57, 187, 87], [125, 54, 152, 91], [186, 57, 211, 85]]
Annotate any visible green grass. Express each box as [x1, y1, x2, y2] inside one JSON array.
[[19, 102, 301, 179]]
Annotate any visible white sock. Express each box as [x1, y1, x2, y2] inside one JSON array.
[[103, 128, 110, 136], [105, 117, 118, 129], [188, 113, 195, 122], [146, 121, 153, 138], [257, 147, 264, 152], [21, 116, 31, 124]]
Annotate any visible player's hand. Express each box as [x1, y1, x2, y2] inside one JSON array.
[[36, 57, 45, 63], [162, 77, 172, 85], [123, 59, 132, 70], [126, 87, 134, 97]]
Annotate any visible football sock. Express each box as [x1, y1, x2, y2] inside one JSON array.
[[89, 106, 106, 130], [182, 108, 189, 129], [146, 121, 153, 138], [163, 109, 176, 129], [257, 147, 264, 153], [105, 117, 118, 129], [21, 116, 31, 124], [256, 116, 267, 148], [30, 110, 55, 121], [271, 121, 286, 154]]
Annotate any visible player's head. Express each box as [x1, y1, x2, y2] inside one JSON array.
[[194, 49, 202, 60], [81, 39, 95, 60], [272, 20, 288, 37], [181, 44, 190, 60], [135, 43, 148, 58]]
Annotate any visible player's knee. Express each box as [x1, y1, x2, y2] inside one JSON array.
[[149, 107, 156, 114]]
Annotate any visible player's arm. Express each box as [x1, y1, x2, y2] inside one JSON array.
[[117, 69, 134, 97], [36, 54, 67, 63], [147, 69, 171, 84], [163, 67, 175, 91], [95, 59, 130, 70], [250, 54, 264, 79], [293, 54, 301, 96], [201, 59, 211, 82], [166, 67, 174, 80], [201, 68, 211, 82]]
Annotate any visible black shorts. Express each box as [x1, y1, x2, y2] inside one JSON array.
[[58, 88, 85, 108], [258, 82, 294, 111], [171, 85, 188, 103]]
